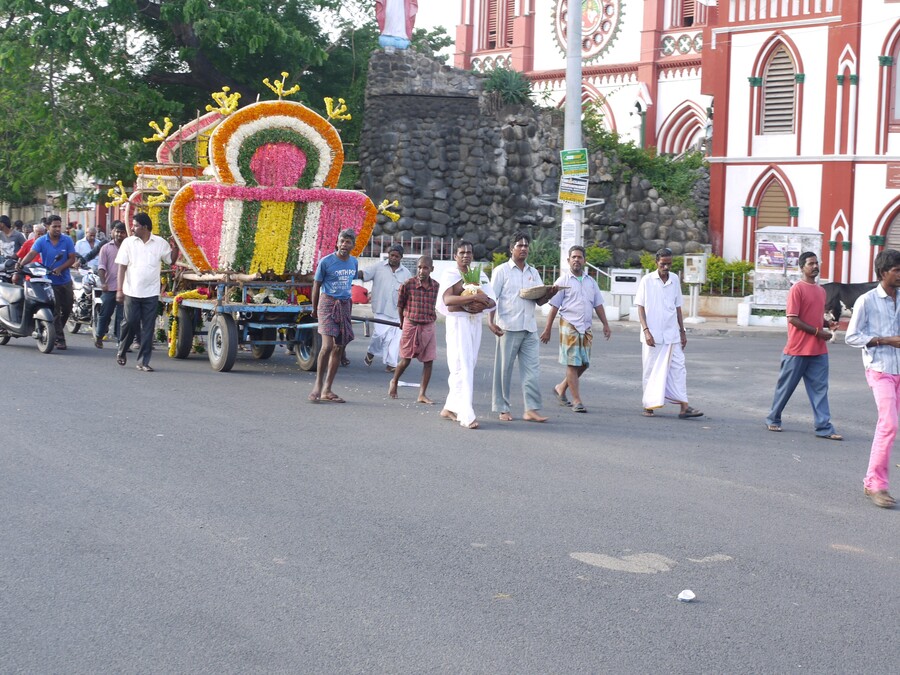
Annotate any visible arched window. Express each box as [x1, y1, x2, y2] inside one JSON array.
[[762, 47, 796, 134], [757, 182, 790, 228], [885, 211, 900, 250], [891, 41, 900, 129]]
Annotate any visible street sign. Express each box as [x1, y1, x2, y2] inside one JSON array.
[[558, 176, 589, 205], [560, 148, 589, 177]]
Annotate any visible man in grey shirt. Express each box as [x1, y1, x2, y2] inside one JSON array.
[[0, 215, 25, 258]]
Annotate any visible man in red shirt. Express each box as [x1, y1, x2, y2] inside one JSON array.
[[16, 223, 45, 263], [765, 252, 842, 439]]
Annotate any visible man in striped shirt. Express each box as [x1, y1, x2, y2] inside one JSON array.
[[845, 248, 900, 509]]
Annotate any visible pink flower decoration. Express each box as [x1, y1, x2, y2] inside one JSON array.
[[249, 143, 307, 187]]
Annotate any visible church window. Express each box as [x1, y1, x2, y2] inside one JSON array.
[[757, 182, 790, 228], [891, 42, 900, 128], [483, 0, 515, 50], [762, 47, 796, 134]]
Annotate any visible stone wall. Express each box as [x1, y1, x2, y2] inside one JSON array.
[[358, 50, 708, 264]]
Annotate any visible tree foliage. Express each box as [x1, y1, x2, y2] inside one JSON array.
[[0, 0, 390, 204]]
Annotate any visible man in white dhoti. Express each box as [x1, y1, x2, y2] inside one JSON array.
[[360, 244, 411, 372], [635, 248, 703, 419], [438, 240, 496, 429]]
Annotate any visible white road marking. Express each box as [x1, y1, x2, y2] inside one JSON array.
[[570, 552, 677, 574]]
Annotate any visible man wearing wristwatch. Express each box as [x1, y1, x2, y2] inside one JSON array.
[[635, 247, 702, 419]]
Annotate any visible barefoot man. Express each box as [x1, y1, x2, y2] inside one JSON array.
[[309, 229, 358, 404], [389, 256, 440, 403], [438, 240, 496, 429]]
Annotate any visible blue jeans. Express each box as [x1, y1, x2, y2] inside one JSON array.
[[95, 290, 122, 342], [766, 353, 836, 436], [117, 296, 157, 367]]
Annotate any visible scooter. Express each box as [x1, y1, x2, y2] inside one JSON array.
[[0, 255, 58, 353], [67, 267, 101, 334]]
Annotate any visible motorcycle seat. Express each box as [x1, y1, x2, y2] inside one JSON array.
[[0, 284, 24, 305]]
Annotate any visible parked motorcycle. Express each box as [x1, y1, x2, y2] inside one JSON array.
[[0, 255, 58, 353], [67, 268, 101, 334]]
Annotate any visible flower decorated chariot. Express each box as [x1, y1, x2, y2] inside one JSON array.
[[109, 76, 379, 372]]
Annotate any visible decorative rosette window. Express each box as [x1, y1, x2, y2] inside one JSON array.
[[169, 100, 376, 275], [552, 0, 622, 64]]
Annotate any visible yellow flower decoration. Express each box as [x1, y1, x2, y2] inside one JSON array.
[[146, 179, 171, 208], [206, 86, 242, 116], [142, 117, 173, 143], [168, 290, 207, 357], [378, 199, 401, 222], [324, 97, 351, 121], [104, 181, 129, 208], [262, 71, 301, 100]]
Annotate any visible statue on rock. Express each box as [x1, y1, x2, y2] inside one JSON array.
[[375, 0, 418, 50]]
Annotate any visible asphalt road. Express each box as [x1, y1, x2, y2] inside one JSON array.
[[1, 323, 898, 673]]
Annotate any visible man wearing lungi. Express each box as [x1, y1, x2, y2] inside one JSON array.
[[389, 256, 439, 404], [438, 241, 496, 429], [635, 247, 703, 419], [540, 245, 610, 414], [360, 244, 411, 372], [309, 229, 358, 403]]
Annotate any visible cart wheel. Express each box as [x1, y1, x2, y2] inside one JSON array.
[[173, 306, 195, 359], [36, 320, 55, 353], [66, 318, 81, 334], [294, 321, 321, 372], [251, 328, 276, 360], [208, 314, 237, 372]]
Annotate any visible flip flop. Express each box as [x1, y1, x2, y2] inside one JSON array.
[[117, 355, 126, 366], [307, 393, 321, 404], [678, 407, 704, 419], [766, 424, 782, 432], [572, 403, 587, 413], [817, 433, 843, 441], [642, 409, 655, 417], [554, 387, 572, 407], [322, 394, 346, 403], [364, 353, 374, 366]]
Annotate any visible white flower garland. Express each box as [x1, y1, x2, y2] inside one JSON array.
[[218, 115, 334, 187], [218, 198, 244, 270], [296, 201, 322, 274]]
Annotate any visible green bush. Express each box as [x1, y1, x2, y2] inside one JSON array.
[[585, 244, 613, 268], [582, 102, 705, 210], [483, 67, 532, 105], [640, 254, 753, 297]]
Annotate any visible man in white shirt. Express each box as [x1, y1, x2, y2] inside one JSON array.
[[115, 213, 176, 372], [74, 226, 100, 272], [489, 232, 557, 422], [359, 244, 411, 371], [438, 240, 496, 430], [635, 247, 702, 419], [540, 245, 610, 414]]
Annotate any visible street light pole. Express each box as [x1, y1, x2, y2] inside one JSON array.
[[560, 0, 584, 271]]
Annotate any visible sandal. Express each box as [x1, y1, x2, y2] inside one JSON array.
[[117, 355, 126, 366], [766, 424, 782, 432], [340, 357, 350, 367], [864, 488, 896, 508], [572, 403, 587, 413], [322, 393, 346, 403], [817, 433, 843, 441], [642, 409, 655, 417], [554, 387, 572, 407], [678, 407, 704, 419], [364, 353, 374, 366]]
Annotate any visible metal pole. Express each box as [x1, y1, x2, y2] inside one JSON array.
[[560, 0, 584, 274]]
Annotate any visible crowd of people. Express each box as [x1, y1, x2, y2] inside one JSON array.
[[3, 216, 895, 508]]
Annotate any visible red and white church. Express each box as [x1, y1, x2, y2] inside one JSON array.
[[452, 1, 900, 283]]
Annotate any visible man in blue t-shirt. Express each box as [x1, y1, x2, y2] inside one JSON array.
[[309, 229, 359, 403], [18, 214, 77, 350]]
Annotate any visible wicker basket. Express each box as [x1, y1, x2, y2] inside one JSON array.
[[519, 284, 551, 300]]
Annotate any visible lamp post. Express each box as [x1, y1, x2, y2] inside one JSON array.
[[560, 0, 584, 271]]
